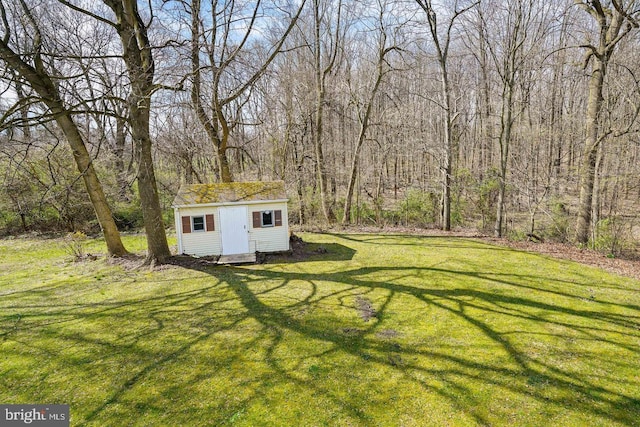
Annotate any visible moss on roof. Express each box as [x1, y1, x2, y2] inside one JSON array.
[[173, 181, 287, 206]]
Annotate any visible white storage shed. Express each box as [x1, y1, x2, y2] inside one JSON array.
[[173, 181, 289, 259]]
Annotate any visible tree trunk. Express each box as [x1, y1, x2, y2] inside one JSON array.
[[342, 133, 364, 225], [0, 39, 128, 257], [105, 0, 171, 263], [343, 38, 386, 225], [576, 59, 606, 244], [313, 0, 339, 223], [495, 81, 514, 238], [217, 131, 234, 183], [57, 111, 128, 256], [573, 0, 637, 244], [314, 65, 333, 222], [130, 102, 171, 263], [441, 69, 453, 231]]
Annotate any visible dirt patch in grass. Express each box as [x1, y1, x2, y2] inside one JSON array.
[[376, 329, 401, 339], [106, 253, 221, 271], [279, 233, 327, 260], [341, 327, 365, 336], [106, 253, 146, 269], [355, 295, 378, 322]]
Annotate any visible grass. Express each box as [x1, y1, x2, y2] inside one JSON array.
[[1, 232, 639, 426]]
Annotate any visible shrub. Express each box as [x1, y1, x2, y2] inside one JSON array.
[[591, 217, 632, 258], [451, 197, 468, 228], [355, 201, 377, 225], [475, 170, 500, 232], [113, 204, 144, 231], [394, 189, 438, 228], [547, 200, 571, 243], [341, 200, 378, 225], [507, 229, 528, 242], [62, 231, 87, 261]]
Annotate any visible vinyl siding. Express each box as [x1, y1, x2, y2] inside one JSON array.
[[175, 202, 289, 256], [175, 206, 222, 256], [248, 203, 290, 253]]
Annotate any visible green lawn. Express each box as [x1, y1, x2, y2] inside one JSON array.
[[1, 233, 639, 426]]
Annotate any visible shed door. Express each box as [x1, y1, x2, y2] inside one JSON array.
[[219, 206, 249, 255]]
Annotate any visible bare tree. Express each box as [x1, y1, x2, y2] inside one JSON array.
[[342, 0, 401, 224], [256, 25, 316, 224], [98, 0, 172, 263], [0, 0, 127, 256], [189, 0, 306, 183], [414, 0, 477, 231], [573, 0, 639, 244], [312, 0, 345, 222], [477, 0, 551, 237]]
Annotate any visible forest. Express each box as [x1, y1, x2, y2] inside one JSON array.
[[1, 0, 639, 262]]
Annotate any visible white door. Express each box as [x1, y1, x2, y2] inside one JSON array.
[[219, 206, 250, 255]]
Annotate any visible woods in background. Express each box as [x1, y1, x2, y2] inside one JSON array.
[[1, 0, 639, 258]]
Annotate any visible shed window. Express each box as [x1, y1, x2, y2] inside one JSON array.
[[262, 211, 274, 227], [181, 214, 214, 233], [192, 216, 205, 232], [252, 210, 283, 228]]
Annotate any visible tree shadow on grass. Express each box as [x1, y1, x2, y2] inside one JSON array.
[[0, 276, 253, 424], [2, 239, 640, 426], [205, 262, 640, 425]]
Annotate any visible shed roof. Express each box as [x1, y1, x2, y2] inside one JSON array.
[[173, 181, 287, 206]]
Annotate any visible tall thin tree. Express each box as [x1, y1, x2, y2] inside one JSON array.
[[342, 0, 400, 225], [415, 0, 478, 231], [574, 0, 639, 244], [312, 0, 344, 222]]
